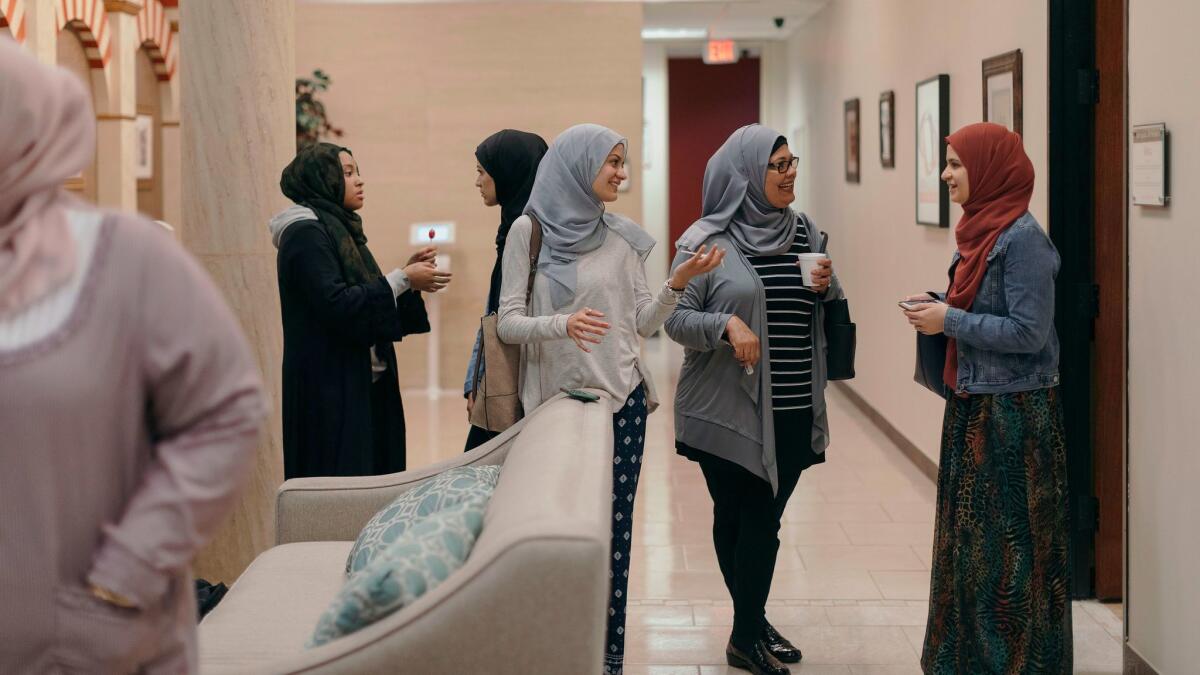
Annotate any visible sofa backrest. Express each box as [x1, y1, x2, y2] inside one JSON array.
[[275, 394, 615, 675]]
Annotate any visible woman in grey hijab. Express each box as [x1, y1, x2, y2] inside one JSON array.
[[497, 123, 721, 675], [666, 124, 845, 675]]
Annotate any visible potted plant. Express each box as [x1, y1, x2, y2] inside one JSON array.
[[295, 69, 344, 150]]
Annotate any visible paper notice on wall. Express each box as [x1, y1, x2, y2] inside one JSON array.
[[1131, 123, 1169, 207]]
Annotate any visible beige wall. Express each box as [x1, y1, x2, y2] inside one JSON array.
[[784, 0, 1048, 463], [1127, 0, 1200, 671], [296, 2, 644, 394]]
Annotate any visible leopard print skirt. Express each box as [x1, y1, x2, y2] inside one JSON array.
[[921, 387, 1072, 675]]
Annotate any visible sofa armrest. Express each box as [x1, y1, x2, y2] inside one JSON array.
[[275, 420, 522, 545]]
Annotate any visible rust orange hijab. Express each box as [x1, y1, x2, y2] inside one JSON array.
[[943, 123, 1034, 389], [0, 39, 94, 317]]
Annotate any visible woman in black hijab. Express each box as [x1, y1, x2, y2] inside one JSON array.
[[463, 129, 548, 450], [271, 143, 450, 478]]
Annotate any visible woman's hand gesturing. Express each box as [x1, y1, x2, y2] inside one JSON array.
[[669, 244, 724, 290], [567, 307, 610, 353]]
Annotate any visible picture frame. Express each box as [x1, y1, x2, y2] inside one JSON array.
[[982, 49, 1023, 135], [135, 113, 154, 181], [844, 98, 860, 183], [879, 90, 895, 168], [915, 74, 950, 227]]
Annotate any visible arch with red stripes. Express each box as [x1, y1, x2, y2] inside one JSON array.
[[0, 0, 27, 43], [56, 0, 111, 70], [137, 0, 176, 81]]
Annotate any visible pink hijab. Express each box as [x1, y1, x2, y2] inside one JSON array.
[[0, 38, 95, 316]]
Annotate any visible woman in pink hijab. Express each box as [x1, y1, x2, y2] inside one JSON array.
[[0, 40, 267, 672]]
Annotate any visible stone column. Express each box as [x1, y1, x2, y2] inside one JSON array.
[[23, 0, 58, 65], [160, 16, 182, 230], [96, 0, 141, 210], [181, 0, 293, 583]]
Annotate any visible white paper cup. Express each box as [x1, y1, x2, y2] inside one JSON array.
[[796, 252, 829, 287]]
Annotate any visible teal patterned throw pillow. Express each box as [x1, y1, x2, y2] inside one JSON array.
[[308, 500, 486, 647], [345, 465, 500, 576]]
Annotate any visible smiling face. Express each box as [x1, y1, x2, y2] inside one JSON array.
[[764, 144, 797, 209], [340, 151, 365, 210], [942, 144, 970, 204], [475, 162, 498, 206], [591, 143, 627, 203]]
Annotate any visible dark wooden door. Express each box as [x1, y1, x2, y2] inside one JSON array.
[[1048, 0, 1098, 599], [1049, 0, 1127, 600]]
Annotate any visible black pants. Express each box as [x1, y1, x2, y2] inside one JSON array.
[[693, 409, 818, 651], [463, 424, 499, 452]]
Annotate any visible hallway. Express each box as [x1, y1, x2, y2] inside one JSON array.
[[407, 337, 1124, 673]]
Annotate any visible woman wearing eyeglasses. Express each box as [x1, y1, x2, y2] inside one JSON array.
[[665, 124, 843, 675]]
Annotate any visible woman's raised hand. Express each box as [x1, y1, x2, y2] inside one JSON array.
[[669, 244, 725, 290], [567, 307, 610, 353]]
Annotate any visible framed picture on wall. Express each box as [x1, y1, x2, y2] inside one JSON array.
[[879, 90, 895, 168], [135, 114, 154, 180], [915, 74, 950, 227], [982, 49, 1023, 135], [844, 98, 860, 183]]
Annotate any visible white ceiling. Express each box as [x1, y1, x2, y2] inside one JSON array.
[[299, 0, 832, 41], [642, 0, 830, 41]]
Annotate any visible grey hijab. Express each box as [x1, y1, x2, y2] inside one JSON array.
[[526, 123, 655, 309], [675, 124, 796, 256]]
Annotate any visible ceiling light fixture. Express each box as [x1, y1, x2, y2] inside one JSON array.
[[640, 28, 708, 40]]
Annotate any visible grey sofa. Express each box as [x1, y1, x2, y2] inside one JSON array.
[[198, 394, 614, 674]]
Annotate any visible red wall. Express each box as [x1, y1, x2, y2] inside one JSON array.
[[667, 57, 761, 255]]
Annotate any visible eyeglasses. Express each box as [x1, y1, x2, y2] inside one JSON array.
[[767, 156, 799, 174]]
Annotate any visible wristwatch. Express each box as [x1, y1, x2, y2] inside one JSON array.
[[89, 582, 137, 609], [663, 279, 685, 300]]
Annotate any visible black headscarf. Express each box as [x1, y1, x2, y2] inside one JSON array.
[[280, 142, 382, 285], [475, 130, 548, 313]]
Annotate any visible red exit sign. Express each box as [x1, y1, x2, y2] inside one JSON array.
[[704, 39, 739, 65]]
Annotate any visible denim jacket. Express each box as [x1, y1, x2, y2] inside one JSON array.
[[941, 211, 1061, 395]]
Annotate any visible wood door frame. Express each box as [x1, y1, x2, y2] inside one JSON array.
[[1092, 0, 1127, 602]]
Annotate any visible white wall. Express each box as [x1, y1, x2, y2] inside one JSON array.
[[642, 42, 669, 288], [783, 0, 1048, 463], [1127, 0, 1200, 671]]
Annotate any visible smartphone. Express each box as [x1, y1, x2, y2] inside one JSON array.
[[898, 298, 940, 311], [561, 387, 601, 403]]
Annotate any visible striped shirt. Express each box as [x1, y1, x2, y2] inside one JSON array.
[[746, 228, 817, 411]]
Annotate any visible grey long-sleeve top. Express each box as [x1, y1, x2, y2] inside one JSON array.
[[665, 213, 843, 493], [497, 215, 677, 414]]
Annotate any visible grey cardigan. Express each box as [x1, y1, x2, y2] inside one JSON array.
[[664, 214, 844, 494]]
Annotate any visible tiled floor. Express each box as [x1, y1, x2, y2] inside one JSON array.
[[407, 337, 1125, 674]]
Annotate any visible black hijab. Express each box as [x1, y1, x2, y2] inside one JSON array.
[[474, 129, 548, 313], [280, 142, 382, 285]]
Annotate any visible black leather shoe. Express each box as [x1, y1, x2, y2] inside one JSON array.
[[762, 621, 802, 663], [726, 639, 790, 675]]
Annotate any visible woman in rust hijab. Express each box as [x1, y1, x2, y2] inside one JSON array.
[[904, 123, 1070, 674]]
